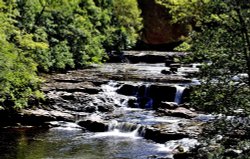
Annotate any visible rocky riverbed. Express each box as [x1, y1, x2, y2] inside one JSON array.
[[0, 51, 217, 158]]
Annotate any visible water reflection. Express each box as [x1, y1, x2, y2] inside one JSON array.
[[0, 127, 168, 159]]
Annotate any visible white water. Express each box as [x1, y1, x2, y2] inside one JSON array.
[[91, 120, 143, 139], [91, 128, 141, 139], [101, 81, 129, 107], [174, 85, 186, 104], [49, 121, 83, 131]]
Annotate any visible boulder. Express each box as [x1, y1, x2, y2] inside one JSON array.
[[77, 120, 108, 132]]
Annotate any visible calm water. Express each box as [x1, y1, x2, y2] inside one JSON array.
[[0, 127, 169, 159]]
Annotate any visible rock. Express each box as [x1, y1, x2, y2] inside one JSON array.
[[20, 109, 74, 125], [77, 120, 108, 132], [161, 69, 171, 75], [144, 127, 189, 143], [60, 92, 75, 100], [137, 0, 190, 46], [149, 84, 176, 104], [170, 64, 181, 73], [170, 63, 182, 68], [106, 51, 126, 63], [173, 152, 194, 159], [117, 84, 138, 96], [170, 67, 178, 73], [97, 104, 114, 112], [127, 98, 138, 108], [165, 59, 174, 67], [83, 106, 97, 113], [160, 102, 178, 109], [158, 107, 198, 119]]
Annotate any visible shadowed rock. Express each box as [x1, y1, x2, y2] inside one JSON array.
[[77, 120, 108, 132]]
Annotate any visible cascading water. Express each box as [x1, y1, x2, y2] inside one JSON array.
[[136, 84, 154, 109], [92, 120, 145, 138], [101, 81, 129, 107], [174, 85, 186, 105]]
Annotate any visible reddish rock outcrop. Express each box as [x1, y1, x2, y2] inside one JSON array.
[[137, 0, 190, 47]]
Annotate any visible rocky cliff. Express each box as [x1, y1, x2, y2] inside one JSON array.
[[137, 0, 190, 50]]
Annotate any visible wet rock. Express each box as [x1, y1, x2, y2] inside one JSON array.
[[106, 51, 126, 63], [60, 93, 75, 100], [77, 120, 108, 132], [160, 102, 178, 109], [149, 85, 176, 103], [173, 152, 194, 159], [165, 59, 173, 67], [169, 64, 181, 73], [43, 81, 101, 94], [117, 84, 138, 96], [83, 106, 97, 113], [161, 69, 171, 75], [97, 104, 114, 112], [127, 98, 138, 108], [158, 107, 198, 119], [20, 109, 74, 125], [144, 127, 189, 143], [170, 64, 181, 68]]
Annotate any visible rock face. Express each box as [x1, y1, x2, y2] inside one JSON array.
[[137, 0, 190, 49]]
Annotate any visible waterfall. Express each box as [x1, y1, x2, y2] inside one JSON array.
[[92, 120, 145, 138], [136, 84, 153, 109], [108, 120, 144, 135], [174, 85, 185, 104]]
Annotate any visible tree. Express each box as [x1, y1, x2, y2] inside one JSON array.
[[158, 0, 250, 114], [93, 0, 142, 52], [16, 0, 142, 69], [0, 0, 44, 110], [0, 0, 143, 109]]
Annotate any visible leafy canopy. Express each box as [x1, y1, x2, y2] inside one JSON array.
[[0, 0, 142, 109]]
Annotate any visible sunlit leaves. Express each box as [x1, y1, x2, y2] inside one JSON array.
[[159, 0, 250, 114]]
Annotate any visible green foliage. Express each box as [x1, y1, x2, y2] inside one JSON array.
[[195, 117, 250, 158], [0, 0, 142, 109], [15, 0, 142, 68], [0, 0, 43, 110], [159, 0, 250, 114]]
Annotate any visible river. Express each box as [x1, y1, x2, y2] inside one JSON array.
[[1, 51, 204, 159]]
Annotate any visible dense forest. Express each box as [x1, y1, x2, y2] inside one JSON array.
[[0, 0, 142, 109]]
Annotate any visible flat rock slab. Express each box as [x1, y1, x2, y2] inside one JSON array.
[[158, 107, 198, 119]]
